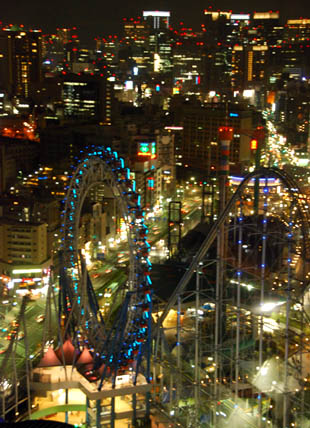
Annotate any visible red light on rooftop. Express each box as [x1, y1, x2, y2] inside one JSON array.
[[218, 127, 233, 140]]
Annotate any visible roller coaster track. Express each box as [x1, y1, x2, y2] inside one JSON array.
[[157, 166, 310, 327]]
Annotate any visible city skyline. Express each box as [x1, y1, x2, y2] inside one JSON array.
[[2, 0, 310, 41]]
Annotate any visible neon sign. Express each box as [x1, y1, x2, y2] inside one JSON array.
[[137, 142, 157, 159]]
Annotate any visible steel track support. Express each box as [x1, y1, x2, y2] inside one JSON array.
[[194, 268, 200, 426], [258, 179, 268, 428], [283, 204, 293, 427], [235, 201, 243, 401]]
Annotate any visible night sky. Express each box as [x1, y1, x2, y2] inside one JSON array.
[[2, 0, 310, 43]]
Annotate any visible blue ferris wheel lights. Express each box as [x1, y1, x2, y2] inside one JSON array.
[[120, 158, 125, 168], [113, 151, 118, 159], [132, 180, 136, 192]]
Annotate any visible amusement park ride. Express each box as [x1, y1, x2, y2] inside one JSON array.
[[1, 135, 310, 427]]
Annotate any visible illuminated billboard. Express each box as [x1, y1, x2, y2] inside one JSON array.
[[137, 142, 157, 159]]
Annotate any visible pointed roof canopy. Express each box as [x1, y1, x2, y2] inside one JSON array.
[[55, 339, 79, 365], [77, 348, 94, 365], [38, 347, 62, 367]]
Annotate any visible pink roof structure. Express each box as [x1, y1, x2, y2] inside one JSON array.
[[77, 347, 94, 365], [38, 347, 62, 367], [55, 338, 79, 365]]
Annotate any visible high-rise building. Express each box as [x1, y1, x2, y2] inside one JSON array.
[[172, 34, 204, 95], [202, 9, 233, 92], [251, 11, 280, 44], [285, 19, 310, 42], [203, 9, 231, 43], [142, 11, 173, 74], [228, 14, 251, 46], [121, 17, 152, 75], [62, 73, 112, 124], [0, 26, 42, 99], [0, 136, 39, 194], [170, 99, 255, 175], [0, 219, 48, 267], [231, 45, 268, 90]]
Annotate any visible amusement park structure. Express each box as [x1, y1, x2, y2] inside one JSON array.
[[1, 143, 310, 428]]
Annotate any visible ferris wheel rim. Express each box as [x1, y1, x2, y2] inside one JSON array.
[[60, 146, 152, 374]]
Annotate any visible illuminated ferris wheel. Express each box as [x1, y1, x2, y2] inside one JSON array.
[[60, 146, 152, 386]]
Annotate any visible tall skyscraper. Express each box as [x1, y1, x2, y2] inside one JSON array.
[[0, 26, 42, 99]]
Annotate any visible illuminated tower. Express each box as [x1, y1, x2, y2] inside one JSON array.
[[202, 8, 233, 91], [0, 26, 42, 99], [142, 11, 172, 74]]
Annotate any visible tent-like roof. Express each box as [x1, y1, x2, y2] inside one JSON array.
[[76, 348, 93, 365], [38, 347, 62, 367], [55, 339, 79, 365]]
